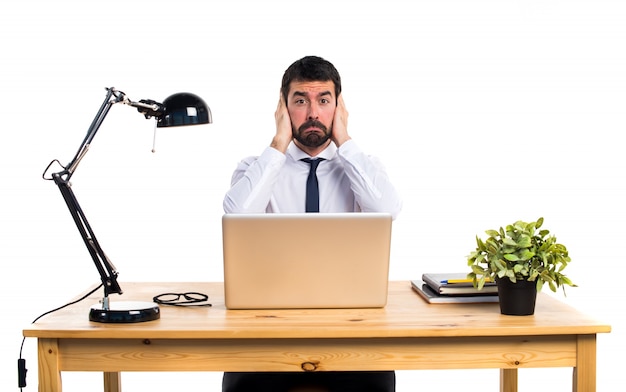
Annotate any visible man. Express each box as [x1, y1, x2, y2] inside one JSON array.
[[222, 56, 402, 392]]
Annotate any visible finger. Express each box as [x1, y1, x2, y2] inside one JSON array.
[[276, 93, 283, 110], [337, 93, 345, 109]]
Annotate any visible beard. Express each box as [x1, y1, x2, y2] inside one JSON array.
[[293, 120, 332, 148]]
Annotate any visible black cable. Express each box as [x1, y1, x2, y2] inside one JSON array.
[[18, 283, 103, 390]]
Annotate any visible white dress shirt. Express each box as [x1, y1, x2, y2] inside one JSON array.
[[223, 140, 402, 219]]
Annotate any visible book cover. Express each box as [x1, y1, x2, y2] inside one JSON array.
[[422, 272, 498, 295], [411, 280, 500, 304]]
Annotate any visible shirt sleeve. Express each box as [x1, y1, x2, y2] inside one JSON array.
[[337, 140, 403, 220], [223, 147, 286, 213]]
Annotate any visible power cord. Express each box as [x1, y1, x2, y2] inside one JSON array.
[[17, 283, 103, 390]]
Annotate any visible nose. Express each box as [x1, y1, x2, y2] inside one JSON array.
[[307, 102, 319, 120]]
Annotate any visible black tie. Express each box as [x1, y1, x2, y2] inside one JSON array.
[[301, 158, 324, 213]]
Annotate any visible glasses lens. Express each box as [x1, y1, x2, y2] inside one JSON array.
[[184, 292, 207, 301], [158, 293, 181, 302]]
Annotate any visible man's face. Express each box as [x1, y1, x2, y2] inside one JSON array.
[[287, 80, 336, 148]]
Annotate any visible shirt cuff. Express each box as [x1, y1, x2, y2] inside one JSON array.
[[337, 139, 359, 158], [263, 146, 287, 163]]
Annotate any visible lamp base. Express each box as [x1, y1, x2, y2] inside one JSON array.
[[89, 301, 160, 323]]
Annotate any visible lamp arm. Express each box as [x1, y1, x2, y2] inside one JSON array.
[[63, 88, 125, 179], [52, 174, 123, 302], [46, 87, 131, 308]]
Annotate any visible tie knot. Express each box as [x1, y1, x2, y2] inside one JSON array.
[[301, 157, 324, 170]]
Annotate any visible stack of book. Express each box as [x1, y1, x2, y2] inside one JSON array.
[[411, 272, 499, 304]]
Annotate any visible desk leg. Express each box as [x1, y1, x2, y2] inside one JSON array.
[[573, 334, 597, 392], [104, 372, 121, 392], [500, 369, 517, 392], [38, 338, 62, 392]]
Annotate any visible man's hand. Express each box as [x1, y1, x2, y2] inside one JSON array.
[[331, 94, 351, 147], [271, 93, 293, 153]]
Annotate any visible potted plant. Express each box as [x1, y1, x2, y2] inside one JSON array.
[[467, 217, 576, 315]]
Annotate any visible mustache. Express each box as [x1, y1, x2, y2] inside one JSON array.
[[298, 120, 328, 133]]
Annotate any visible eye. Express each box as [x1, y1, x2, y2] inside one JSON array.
[[320, 98, 330, 104]]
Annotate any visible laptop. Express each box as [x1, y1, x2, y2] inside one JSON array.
[[222, 212, 392, 309]]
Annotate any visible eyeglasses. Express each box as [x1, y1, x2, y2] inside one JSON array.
[[153, 292, 212, 307]]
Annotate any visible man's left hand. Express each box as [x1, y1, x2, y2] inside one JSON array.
[[331, 94, 351, 147]]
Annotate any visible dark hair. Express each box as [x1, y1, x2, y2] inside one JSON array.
[[281, 56, 342, 103]]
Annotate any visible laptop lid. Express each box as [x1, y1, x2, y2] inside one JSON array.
[[222, 212, 392, 309]]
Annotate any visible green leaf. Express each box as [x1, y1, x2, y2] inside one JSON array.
[[516, 235, 532, 248], [485, 230, 499, 238], [518, 249, 535, 260], [536, 217, 544, 228], [503, 254, 519, 261]]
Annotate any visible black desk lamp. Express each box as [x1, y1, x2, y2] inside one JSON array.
[[42, 87, 212, 323]]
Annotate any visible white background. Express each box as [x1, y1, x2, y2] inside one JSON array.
[[1, 0, 624, 391]]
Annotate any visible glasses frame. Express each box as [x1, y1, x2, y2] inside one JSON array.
[[152, 292, 212, 307]]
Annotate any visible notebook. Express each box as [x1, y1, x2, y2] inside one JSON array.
[[222, 212, 392, 309]]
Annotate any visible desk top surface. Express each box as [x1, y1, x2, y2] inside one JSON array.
[[23, 281, 611, 339]]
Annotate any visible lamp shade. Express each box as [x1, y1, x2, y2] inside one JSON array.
[[157, 92, 212, 128]]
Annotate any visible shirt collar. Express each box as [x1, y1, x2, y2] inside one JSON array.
[[287, 141, 337, 161]]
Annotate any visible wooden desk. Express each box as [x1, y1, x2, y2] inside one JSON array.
[[23, 281, 610, 392]]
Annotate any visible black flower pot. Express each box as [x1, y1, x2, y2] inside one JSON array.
[[496, 277, 538, 316]]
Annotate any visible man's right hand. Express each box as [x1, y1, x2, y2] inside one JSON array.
[[271, 93, 292, 153]]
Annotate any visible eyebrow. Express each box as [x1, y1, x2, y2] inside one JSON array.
[[292, 90, 333, 99]]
